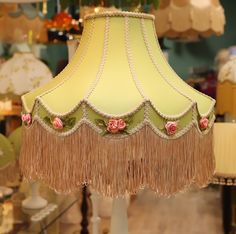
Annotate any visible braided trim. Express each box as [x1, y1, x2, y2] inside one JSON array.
[[84, 16, 110, 99], [150, 19, 215, 117], [85, 11, 155, 20], [124, 16, 147, 100]]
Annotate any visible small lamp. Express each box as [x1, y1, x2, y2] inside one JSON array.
[[20, 12, 215, 234], [151, 0, 225, 41], [0, 52, 52, 116]]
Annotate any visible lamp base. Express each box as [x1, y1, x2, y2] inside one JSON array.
[[22, 182, 47, 210], [110, 197, 129, 234]]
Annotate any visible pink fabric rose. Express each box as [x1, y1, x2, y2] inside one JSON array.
[[107, 119, 119, 133], [21, 113, 31, 126], [199, 117, 209, 130], [118, 119, 126, 130], [52, 117, 63, 129], [165, 121, 177, 135]]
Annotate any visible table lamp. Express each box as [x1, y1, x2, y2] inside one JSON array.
[[212, 123, 236, 233], [19, 12, 215, 234], [0, 52, 52, 116], [151, 0, 225, 41], [213, 123, 236, 185]]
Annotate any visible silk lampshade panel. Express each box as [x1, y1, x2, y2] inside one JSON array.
[[20, 12, 215, 197], [151, 0, 225, 40], [216, 58, 236, 118], [213, 123, 236, 185], [0, 3, 47, 43], [0, 53, 52, 116]]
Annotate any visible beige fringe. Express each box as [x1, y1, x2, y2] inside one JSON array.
[[0, 162, 20, 186], [19, 122, 214, 197]]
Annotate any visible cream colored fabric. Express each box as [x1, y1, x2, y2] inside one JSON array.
[[151, 0, 225, 39], [0, 53, 52, 95], [214, 123, 236, 177]]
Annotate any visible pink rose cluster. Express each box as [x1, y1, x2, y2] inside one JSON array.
[[199, 117, 209, 130], [52, 117, 63, 129], [21, 113, 31, 126], [165, 121, 177, 135], [107, 118, 126, 133]]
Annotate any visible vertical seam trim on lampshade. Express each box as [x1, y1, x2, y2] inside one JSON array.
[[141, 18, 194, 104], [22, 18, 95, 113], [124, 16, 147, 101], [140, 17, 197, 118], [150, 20, 215, 117], [84, 16, 110, 99]]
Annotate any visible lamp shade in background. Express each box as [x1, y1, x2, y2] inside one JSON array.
[[0, 52, 52, 116], [0, 133, 18, 185], [216, 58, 236, 118], [0, 3, 47, 43], [151, 0, 225, 40], [213, 123, 236, 185], [20, 12, 215, 197]]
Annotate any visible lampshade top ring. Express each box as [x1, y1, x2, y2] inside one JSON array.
[[84, 11, 155, 20]]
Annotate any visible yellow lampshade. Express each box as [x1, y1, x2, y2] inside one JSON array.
[[151, 0, 225, 40], [216, 58, 236, 117], [213, 123, 236, 185], [20, 12, 215, 197]]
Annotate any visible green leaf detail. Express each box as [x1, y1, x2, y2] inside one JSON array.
[[65, 117, 76, 128], [44, 116, 51, 125], [95, 119, 107, 127]]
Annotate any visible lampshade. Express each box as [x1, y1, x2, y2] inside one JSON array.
[[0, 53, 52, 96], [216, 57, 236, 117], [0, 52, 52, 116], [20, 12, 215, 197], [151, 0, 225, 40], [0, 3, 47, 43], [0, 133, 18, 185], [213, 123, 236, 185]]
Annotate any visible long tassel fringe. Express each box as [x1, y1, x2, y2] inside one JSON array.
[[19, 122, 214, 197]]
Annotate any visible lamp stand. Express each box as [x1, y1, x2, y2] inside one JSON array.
[[90, 190, 101, 234], [110, 197, 129, 234], [22, 181, 47, 209], [80, 187, 89, 234]]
